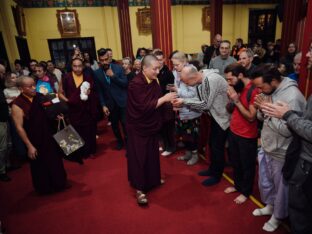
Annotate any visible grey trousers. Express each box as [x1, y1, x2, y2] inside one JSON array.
[[258, 148, 288, 219], [0, 122, 8, 174]]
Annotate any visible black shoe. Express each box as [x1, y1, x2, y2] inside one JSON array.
[[201, 177, 220, 186], [198, 169, 213, 177], [0, 173, 11, 182], [116, 142, 124, 150]]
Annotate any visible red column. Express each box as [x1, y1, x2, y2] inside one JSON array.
[[150, 0, 173, 65], [210, 0, 222, 44], [280, 0, 304, 56], [298, 0, 312, 98], [117, 0, 133, 58]]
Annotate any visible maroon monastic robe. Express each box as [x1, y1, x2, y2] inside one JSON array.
[[62, 72, 98, 159], [126, 72, 163, 192], [13, 94, 67, 194]]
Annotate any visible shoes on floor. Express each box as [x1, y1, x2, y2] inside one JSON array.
[[116, 142, 124, 150], [187, 151, 198, 165], [161, 151, 173, 157], [177, 151, 192, 161], [198, 169, 213, 177], [0, 173, 11, 182], [201, 177, 220, 186]]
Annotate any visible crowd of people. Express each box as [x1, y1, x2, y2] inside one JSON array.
[[0, 35, 312, 234]]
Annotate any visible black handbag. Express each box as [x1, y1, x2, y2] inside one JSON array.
[[39, 93, 68, 120]]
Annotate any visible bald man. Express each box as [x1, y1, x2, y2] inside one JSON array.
[[126, 55, 177, 206], [173, 65, 230, 186], [203, 34, 222, 66], [0, 64, 10, 182]]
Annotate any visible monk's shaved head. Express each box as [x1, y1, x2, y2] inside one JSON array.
[[16, 76, 34, 88], [142, 54, 158, 68]]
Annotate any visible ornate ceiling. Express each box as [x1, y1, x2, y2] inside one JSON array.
[[16, 0, 279, 8]]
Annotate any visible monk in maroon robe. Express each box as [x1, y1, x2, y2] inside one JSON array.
[[126, 55, 177, 206], [12, 76, 68, 194], [58, 58, 98, 164]]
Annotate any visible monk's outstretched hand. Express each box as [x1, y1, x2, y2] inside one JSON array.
[[28, 145, 38, 160], [172, 98, 184, 108], [163, 92, 178, 102]]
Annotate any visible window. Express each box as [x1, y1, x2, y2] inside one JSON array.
[[48, 37, 96, 68]]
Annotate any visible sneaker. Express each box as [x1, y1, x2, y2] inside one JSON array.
[[177, 151, 192, 161], [161, 151, 173, 157], [187, 152, 198, 165], [0, 173, 11, 182]]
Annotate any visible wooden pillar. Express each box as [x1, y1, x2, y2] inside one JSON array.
[[210, 0, 222, 44], [298, 0, 312, 98], [280, 0, 304, 56], [150, 0, 173, 64], [117, 0, 133, 58]]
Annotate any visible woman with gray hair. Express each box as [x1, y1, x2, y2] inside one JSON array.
[[170, 52, 201, 165]]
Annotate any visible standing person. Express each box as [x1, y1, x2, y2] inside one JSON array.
[[250, 64, 306, 232], [173, 65, 230, 186], [47, 60, 63, 83], [135, 48, 147, 59], [106, 48, 117, 64], [171, 52, 201, 164], [34, 62, 59, 94], [122, 57, 135, 82], [238, 49, 256, 77], [4, 73, 27, 162], [12, 76, 68, 194], [209, 40, 237, 77], [14, 59, 29, 77], [281, 42, 298, 74], [288, 52, 302, 82], [196, 44, 208, 68], [133, 59, 142, 75], [203, 34, 222, 67], [224, 63, 258, 204], [0, 64, 10, 182], [126, 55, 177, 206], [28, 60, 38, 78], [58, 58, 98, 164], [94, 48, 128, 150], [83, 51, 99, 71], [260, 53, 312, 234], [153, 50, 176, 156], [262, 97, 312, 234], [231, 38, 246, 60]]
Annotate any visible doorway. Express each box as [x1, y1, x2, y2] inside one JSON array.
[[248, 9, 277, 46]]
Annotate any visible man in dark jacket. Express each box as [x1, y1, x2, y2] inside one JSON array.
[[203, 34, 222, 67], [94, 48, 128, 150]]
